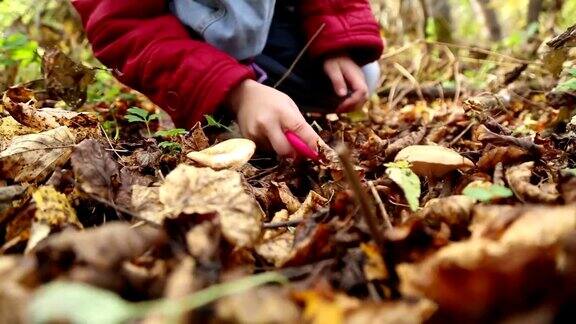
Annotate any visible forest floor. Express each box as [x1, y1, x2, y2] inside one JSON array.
[[1, 22, 576, 324]]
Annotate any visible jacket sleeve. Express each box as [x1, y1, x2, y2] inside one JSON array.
[[299, 0, 384, 66], [71, 0, 254, 127]]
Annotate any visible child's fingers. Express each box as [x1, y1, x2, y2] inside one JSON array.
[[336, 90, 366, 113], [324, 61, 348, 97], [282, 112, 320, 152], [342, 61, 369, 99], [266, 124, 296, 157]]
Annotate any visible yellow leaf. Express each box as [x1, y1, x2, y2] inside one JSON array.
[[32, 186, 81, 227]]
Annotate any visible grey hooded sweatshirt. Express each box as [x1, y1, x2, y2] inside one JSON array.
[[171, 0, 277, 61]]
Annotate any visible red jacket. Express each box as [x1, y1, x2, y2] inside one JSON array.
[[72, 0, 384, 128]]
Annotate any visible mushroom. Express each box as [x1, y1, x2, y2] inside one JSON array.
[[187, 138, 256, 170], [394, 145, 474, 178]]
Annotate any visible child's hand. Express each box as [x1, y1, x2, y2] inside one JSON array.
[[227, 79, 320, 157], [323, 55, 369, 113]]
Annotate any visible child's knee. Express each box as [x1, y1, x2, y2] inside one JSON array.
[[362, 62, 381, 95]]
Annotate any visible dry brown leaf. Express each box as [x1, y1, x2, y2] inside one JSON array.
[[131, 186, 164, 224], [71, 139, 120, 200], [477, 146, 528, 171], [216, 287, 300, 323], [385, 126, 426, 159], [0, 256, 33, 324], [160, 165, 262, 247], [395, 145, 474, 177], [186, 138, 256, 170], [35, 222, 162, 272], [505, 162, 559, 203], [0, 116, 38, 150], [185, 220, 221, 264], [291, 191, 328, 221], [345, 299, 437, 324], [295, 291, 360, 324], [399, 205, 576, 300], [420, 195, 476, 228], [2, 87, 60, 130], [0, 126, 76, 183], [272, 182, 301, 213], [255, 210, 294, 266], [42, 47, 95, 108], [360, 242, 388, 281]]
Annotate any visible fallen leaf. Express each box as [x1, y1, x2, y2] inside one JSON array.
[[272, 182, 301, 214], [216, 287, 300, 323], [360, 242, 388, 281], [35, 222, 162, 272], [505, 162, 559, 203], [291, 191, 328, 221], [26, 186, 83, 252], [131, 186, 164, 224], [28, 281, 136, 324], [346, 299, 437, 324], [419, 195, 475, 237], [255, 210, 294, 266], [386, 161, 421, 211], [0, 126, 76, 182], [2, 87, 60, 130], [160, 165, 262, 247], [395, 145, 474, 177], [0, 116, 38, 150], [186, 138, 256, 170], [462, 181, 513, 202], [71, 139, 120, 200], [477, 146, 528, 171], [42, 47, 95, 108], [295, 291, 359, 324]]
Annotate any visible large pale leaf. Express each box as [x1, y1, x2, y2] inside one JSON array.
[[0, 126, 76, 182], [160, 165, 262, 247]]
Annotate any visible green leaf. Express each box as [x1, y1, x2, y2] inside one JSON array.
[[463, 184, 513, 202], [562, 168, 576, 177], [28, 272, 287, 324], [155, 128, 187, 138], [158, 141, 182, 152], [385, 162, 421, 211], [28, 281, 136, 324], [125, 115, 145, 123], [204, 115, 233, 132], [126, 107, 150, 120]]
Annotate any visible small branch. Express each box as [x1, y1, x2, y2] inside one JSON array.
[[336, 144, 385, 247], [86, 193, 160, 228], [274, 23, 326, 89], [336, 144, 399, 297], [368, 181, 393, 229]]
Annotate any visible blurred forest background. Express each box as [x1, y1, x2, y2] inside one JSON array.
[[0, 0, 574, 106]]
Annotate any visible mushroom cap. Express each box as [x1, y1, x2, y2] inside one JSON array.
[[395, 145, 474, 177], [187, 138, 256, 170]]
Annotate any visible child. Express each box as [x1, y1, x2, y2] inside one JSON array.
[[72, 0, 384, 156]]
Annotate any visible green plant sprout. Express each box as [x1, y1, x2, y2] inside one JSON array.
[[158, 141, 182, 153], [204, 115, 233, 132], [555, 68, 576, 92], [125, 107, 159, 137], [154, 128, 187, 138]]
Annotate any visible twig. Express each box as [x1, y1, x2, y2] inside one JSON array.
[[336, 144, 399, 297], [263, 208, 329, 229], [274, 23, 326, 89], [336, 144, 385, 246], [368, 181, 393, 229], [100, 124, 126, 167], [449, 121, 476, 146], [393, 63, 424, 101]]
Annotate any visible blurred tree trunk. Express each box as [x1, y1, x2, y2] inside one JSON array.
[[527, 0, 543, 25], [424, 0, 453, 42], [471, 0, 502, 41]]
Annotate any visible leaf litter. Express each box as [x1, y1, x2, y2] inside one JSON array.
[[0, 23, 576, 324]]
